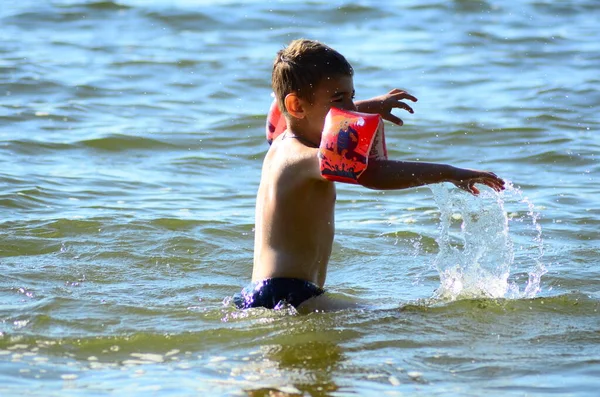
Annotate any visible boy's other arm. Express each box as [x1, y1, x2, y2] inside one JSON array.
[[358, 159, 505, 195], [355, 89, 418, 126]]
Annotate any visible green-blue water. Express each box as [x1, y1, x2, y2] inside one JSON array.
[[1, 0, 599, 395]]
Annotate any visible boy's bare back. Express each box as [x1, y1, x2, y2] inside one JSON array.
[[252, 133, 335, 288]]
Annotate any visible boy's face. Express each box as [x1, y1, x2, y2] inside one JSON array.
[[303, 74, 356, 135]]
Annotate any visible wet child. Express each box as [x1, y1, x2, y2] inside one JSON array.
[[234, 39, 505, 312]]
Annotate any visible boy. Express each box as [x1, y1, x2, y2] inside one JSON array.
[[234, 39, 505, 312]]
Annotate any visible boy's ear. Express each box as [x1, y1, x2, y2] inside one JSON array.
[[284, 93, 305, 119]]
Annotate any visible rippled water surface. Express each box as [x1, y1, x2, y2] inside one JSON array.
[[1, 0, 599, 396]]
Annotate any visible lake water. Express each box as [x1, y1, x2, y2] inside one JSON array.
[[1, 0, 599, 396]]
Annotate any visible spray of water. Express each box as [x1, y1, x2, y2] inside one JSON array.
[[429, 182, 546, 301]]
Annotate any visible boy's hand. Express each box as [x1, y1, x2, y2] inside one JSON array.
[[355, 89, 418, 126], [451, 168, 505, 195]]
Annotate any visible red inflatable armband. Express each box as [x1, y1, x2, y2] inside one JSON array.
[[319, 108, 387, 184], [266, 99, 287, 145]]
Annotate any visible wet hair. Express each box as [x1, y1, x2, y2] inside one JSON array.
[[272, 39, 354, 114]]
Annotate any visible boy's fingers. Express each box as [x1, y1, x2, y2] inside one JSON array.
[[390, 89, 418, 102], [460, 183, 478, 195], [487, 174, 505, 189], [459, 177, 506, 194], [383, 114, 404, 126], [394, 102, 414, 114], [482, 178, 505, 192]]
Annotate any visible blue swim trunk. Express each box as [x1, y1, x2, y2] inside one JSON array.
[[234, 278, 325, 309]]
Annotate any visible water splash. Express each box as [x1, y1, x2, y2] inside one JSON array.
[[429, 182, 546, 301]]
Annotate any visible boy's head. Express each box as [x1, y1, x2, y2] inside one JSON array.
[[272, 39, 354, 116]]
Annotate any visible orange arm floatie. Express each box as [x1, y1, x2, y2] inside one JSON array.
[[319, 108, 387, 184], [266, 99, 287, 145]]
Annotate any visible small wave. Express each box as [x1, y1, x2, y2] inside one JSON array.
[[144, 10, 219, 31], [79, 1, 131, 11], [531, 1, 598, 16], [79, 134, 176, 151], [333, 4, 386, 18], [3, 78, 64, 96], [0, 184, 65, 213], [3, 135, 177, 154], [0, 306, 286, 360], [516, 150, 597, 167], [111, 58, 199, 68], [402, 291, 599, 315], [3, 140, 72, 156], [5, 9, 88, 25], [150, 217, 220, 231]]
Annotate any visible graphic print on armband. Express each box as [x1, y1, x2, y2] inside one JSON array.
[[319, 108, 386, 184]]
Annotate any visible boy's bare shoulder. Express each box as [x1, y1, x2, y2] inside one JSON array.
[[266, 138, 323, 180], [269, 136, 317, 161]]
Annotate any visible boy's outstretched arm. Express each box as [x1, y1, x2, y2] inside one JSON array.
[[358, 159, 505, 195], [355, 89, 418, 126]]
